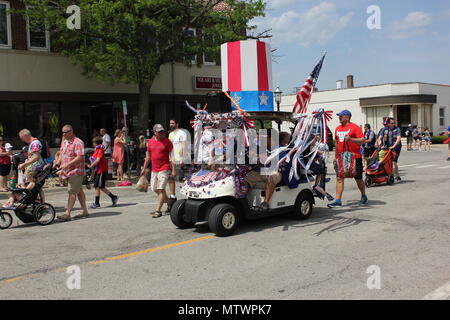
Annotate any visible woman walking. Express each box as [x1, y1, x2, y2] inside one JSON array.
[[112, 129, 126, 181], [0, 136, 12, 192], [422, 128, 431, 151]]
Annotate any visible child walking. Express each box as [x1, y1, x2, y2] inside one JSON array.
[[88, 136, 119, 209]]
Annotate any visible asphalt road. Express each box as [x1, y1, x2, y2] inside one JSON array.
[[0, 145, 449, 300]]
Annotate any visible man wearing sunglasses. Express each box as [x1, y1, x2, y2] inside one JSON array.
[[54, 125, 89, 221]]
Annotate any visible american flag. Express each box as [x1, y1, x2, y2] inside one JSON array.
[[191, 170, 216, 182], [293, 53, 326, 114]]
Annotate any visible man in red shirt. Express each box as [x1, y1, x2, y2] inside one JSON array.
[[88, 136, 119, 209], [328, 110, 368, 208], [141, 124, 175, 218]]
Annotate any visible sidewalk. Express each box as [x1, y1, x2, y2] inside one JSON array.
[[0, 175, 141, 201]]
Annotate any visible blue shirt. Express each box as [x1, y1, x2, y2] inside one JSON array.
[[364, 129, 376, 148], [380, 126, 402, 151]]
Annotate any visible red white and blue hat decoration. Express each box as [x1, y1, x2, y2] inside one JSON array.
[[221, 40, 274, 112]]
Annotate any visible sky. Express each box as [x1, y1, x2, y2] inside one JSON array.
[[251, 0, 450, 94]]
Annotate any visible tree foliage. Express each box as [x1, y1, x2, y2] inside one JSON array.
[[20, 0, 267, 132]]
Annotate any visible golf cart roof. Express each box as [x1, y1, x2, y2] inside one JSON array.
[[246, 111, 293, 122]]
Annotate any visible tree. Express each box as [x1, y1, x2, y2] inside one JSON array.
[[20, 0, 267, 133]]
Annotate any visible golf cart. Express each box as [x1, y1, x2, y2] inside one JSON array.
[[170, 111, 317, 237]]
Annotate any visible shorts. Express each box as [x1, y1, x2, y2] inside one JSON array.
[[150, 170, 170, 192], [394, 148, 401, 162], [68, 175, 84, 194], [0, 163, 11, 177], [310, 159, 326, 175], [93, 172, 108, 189], [245, 170, 282, 188], [168, 165, 185, 183], [355, 158, 363, 180], [407, 136, 413, 144]]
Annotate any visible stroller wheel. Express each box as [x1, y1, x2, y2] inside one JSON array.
[[33, 203, 56, 226], [0, 212, 13, 229], [365, 176, 373, 188], [387, 175, 395, 186]]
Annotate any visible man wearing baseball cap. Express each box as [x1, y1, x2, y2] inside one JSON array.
[[141, 124, 175, 218], [328, 109, 368, 208]]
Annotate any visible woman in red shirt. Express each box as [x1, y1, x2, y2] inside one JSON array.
[[0, 136, 12, 192]]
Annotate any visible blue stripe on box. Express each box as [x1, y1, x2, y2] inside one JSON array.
[[229, 91, 274, 112]]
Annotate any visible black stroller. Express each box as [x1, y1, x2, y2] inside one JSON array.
[[0, 163, 56, 229]]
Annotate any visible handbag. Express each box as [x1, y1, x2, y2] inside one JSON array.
[[335, 141, 357, 178], [136, 175, 148, 192]]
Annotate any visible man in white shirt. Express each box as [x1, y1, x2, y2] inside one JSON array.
[[100, 128, 112, 157], [168, 119, 189, 209]]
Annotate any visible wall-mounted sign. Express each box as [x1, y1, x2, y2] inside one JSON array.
[[194, 76, 222, 90]]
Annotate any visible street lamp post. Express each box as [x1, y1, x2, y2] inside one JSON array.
[[274, 86, 282, 131]]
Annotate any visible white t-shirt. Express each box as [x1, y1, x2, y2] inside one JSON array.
[[102, 133, 112, 155], [169, 129, 188, 164], [314, 141, 329, 161]]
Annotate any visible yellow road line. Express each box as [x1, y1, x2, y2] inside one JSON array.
[[1, 235, 216, 285], [2, 277, 22, 283], [106, 235, 215, 261]]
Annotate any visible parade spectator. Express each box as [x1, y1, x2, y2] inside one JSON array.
[[405, 124, 414, 151], [363, 124, 376, 169], [54, 125, 88, 221], [422, 128, 431, 151], [88, 136, 118, 209], [113, 129, 126, 181], [377, 117, 402, 181], [0, 136, 12, 192], [328, 110, 367, 208], [100, 128, 112, 158], [412, 125, 421, 151], [136, 135, 149, 174], [17, 129, 46, 202], [168, 118, 188, 205], [141, 124, 174, 218]]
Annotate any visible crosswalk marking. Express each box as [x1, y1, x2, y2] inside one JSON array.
[[415, 164, 437, 169], [437, 165, 450, 169], [401, 164, 420, 167]]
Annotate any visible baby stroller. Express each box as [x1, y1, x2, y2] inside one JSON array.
[[0, 164, 56, 229], [365, 149, 396, 187]]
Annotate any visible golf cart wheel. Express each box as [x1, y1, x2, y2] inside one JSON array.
[[0, 212, 13, 229], [293, 194, 313, 220], [365, 176, 373, 188], [387, 175, 395, 186], [170, 199, 195, 229], [33, 203, 56, 226], [208, 203, 239, 237]]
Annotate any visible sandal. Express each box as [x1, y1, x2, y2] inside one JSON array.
[[152, 211, 163, 218]]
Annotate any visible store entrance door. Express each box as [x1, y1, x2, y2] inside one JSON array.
[[397, 105, 411, 136], [88, 103, 114, 137]]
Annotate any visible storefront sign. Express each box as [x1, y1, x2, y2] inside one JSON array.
[[194, 76, 222, 90]]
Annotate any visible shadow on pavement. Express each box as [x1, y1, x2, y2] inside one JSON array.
[[189, 199, 387, 237]]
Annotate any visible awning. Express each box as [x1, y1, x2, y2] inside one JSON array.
[[360, 94, 437, 107]]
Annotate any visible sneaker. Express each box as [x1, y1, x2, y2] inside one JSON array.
[[111, 195, 119, 207], [88, 203, 101, 209], [326, 193, 335, 201], [327, 200, 342, 208], [360, 195, 368, 205], [396, 176, 402, 182]]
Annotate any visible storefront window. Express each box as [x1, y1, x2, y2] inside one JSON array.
[[0, 102, 25, 147], [24, 102, 60, 147], [0, 1, 11, 47]]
